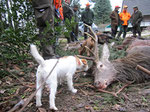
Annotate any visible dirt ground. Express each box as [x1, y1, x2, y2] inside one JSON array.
[[0, 61, 150, 112], [1, 33, 150, 112]]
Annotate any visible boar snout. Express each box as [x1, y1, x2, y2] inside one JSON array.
[[94, 80, 108, 89]]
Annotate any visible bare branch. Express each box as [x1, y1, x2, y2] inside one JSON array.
[[98, 83, 131, 97], [76, 55, 95, 61], [98, 89, 118, 97]]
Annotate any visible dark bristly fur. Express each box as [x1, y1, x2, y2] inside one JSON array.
[[113, 53, 150, 83]]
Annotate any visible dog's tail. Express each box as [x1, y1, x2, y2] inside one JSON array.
[[30, 44, 45, 67]]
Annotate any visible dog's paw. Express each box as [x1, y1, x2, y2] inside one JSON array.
[[50, 106, 58, 111], [72, 89, 77, 93]]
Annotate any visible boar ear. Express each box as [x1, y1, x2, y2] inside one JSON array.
[[101, 43, 110, 62]]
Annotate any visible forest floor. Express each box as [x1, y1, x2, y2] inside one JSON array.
[[0, 33, 150, 112], [0, 63, 150, 112], [1, 55, 150, 112]]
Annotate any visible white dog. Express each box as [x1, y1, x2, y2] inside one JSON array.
[[30, 44, 88, 110]]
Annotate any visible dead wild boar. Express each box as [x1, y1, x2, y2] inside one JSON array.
[[126, 39, 150, 51], [94, 44, 150, 89]]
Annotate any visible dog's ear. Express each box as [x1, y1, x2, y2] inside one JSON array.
[[81, 59, 87, 65]]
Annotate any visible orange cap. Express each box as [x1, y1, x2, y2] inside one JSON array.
[[86, 2, 90, 7]]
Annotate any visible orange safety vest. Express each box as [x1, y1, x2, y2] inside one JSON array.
[[119, 10, 131, 25], [54, 0, 64, 20]]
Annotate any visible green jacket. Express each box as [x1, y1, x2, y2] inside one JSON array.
[[110, 10, 120, 26], [131, 10, 143, 26], [81, 8, 94, 25]]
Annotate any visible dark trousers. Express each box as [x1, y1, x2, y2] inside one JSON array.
[[39, 27, 56, 60], [111, 25, 118, 38], [132, 24, 141, 37], [117, 25, 128, 38], [84, 23, 92, 40]]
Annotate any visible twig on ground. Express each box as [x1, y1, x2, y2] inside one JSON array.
[[84, 84, 95, 89], [98, 83, 131, 97], [116, 83, 130, 95], [9, 71, 35, 88], [136, 65, 150, 76], [74, 82, 91, 87], [98, 89, 118, 97], [79, 88, 88, 96], [7, 99, 27, 112], [2, 88, 20, 100], [9, 72, 26, 86], [122, 93, 130, 101], [74, 73, 80, 81]]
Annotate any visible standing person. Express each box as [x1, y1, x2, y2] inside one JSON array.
[[117, 5, 131, 39], [81, 2, 94, 40], [32, 0, 56, 59], [131, 6, 143, 38], [63, 0, 74, 43], [72, 4, 79, 41], [110, 5, 120, 38]]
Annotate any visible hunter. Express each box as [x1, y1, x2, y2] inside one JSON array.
[[110, 5, 120, 38], [32, 0, 63, 59], [131, 6, 143, 38], [117, 5, 131, 39], [81, 2, 94, 40]]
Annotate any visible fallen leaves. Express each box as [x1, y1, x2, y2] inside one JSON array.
[[37, 108, 47, 112], [85, 105, 95, 112]]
